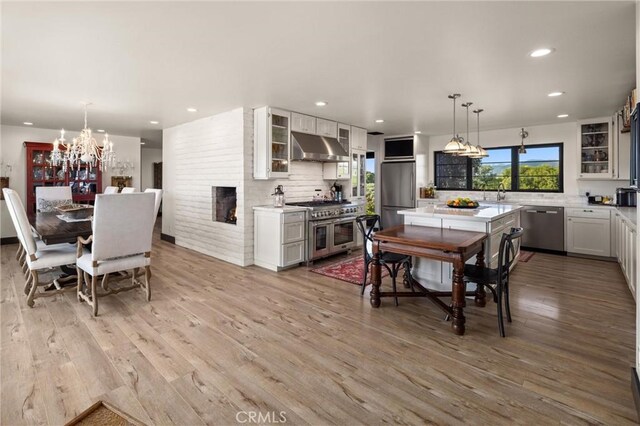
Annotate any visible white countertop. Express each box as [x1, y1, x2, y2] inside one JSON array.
[[253, 205, 308, 213], [615, 206, 637, 228], [399, 203, 523, 222]]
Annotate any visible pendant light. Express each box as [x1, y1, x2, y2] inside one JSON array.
[[469, 109, 489, 158], [443, 94, 465, 154], [459, 102, 480, 157], [519, 128, 528, 154]]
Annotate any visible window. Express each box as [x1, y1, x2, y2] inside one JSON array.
[[435, 143, 563, 192]]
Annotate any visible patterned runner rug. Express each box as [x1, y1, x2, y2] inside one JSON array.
[[310, 255, 390, 285]]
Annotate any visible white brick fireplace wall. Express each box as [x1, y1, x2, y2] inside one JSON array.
[[163, 107, 350, 267]]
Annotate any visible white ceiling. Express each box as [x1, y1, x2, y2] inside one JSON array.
[[2, 1, 636, 149]]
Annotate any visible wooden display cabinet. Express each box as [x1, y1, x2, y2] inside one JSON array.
[[24, 142, 102, 214]]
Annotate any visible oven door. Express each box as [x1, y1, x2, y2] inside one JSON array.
[[330, 217, 357, 253], [310, 220, 332, 259]]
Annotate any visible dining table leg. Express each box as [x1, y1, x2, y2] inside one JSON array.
[[370, 243, 382, 308], [474, 245, 487, 307], [451, 257, 466, 335]]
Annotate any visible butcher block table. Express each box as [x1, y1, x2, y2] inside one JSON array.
[[370, 224, 488, 335]]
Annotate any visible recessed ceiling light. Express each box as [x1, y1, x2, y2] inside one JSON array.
[[414, 131, 421, 134], [557, 114, 569, 118], [315, 101, 327, 107], [529, 48, 554, 58], [141, 142, 146, 145], [97, 129, 105, 133], [187, 107, 197, 112], [23, 122, 33, 126], [548, 91, 565, 97], [375, 119, 384, 123], [149, 120, 159, 124]]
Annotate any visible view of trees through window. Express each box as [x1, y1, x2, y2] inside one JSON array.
[[436, 143, 562, 192]]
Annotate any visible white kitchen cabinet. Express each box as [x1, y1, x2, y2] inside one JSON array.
[[291, 112, 316, 134], [612, 111, 631, 180], [351, 149, 366, 201], [254, 208, 307, 271], [351, 126, 367, 151], [323, 123, 350, 180], [577, 117, 612, 179], [253, 107, 291, 180], [316, 118, 337, 138], [566, 208, 611, 257], [614, 211, 637, 299]]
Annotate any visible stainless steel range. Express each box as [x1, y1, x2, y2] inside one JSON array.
[[286, 200, 364, 262]]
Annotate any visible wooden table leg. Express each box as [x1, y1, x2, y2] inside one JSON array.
[[451, 258, 466, 335], [474, 245, 487, 307], [370, 242, 381, 308]]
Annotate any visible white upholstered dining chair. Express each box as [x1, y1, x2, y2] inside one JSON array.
[[103, 186, 119, 194], [144, 188, 163, 224], [35, 186, 72, 212], [76, 192, 155, 316], [120, 187, 137, 193], [4, 188, 78, 306]]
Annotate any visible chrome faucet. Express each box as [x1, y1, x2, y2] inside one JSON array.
[[497, 183, 506, 202], [481, 184, 487, 201]]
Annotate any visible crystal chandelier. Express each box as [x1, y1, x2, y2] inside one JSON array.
[[443, 94, 465, 154], [51, 103, 116, 172]]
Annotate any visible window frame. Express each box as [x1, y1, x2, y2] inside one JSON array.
[[434, 142, 564, 193]]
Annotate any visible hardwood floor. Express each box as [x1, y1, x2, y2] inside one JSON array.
[[1, 232, 637, 425]]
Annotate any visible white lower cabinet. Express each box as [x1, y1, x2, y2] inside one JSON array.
[[614, 211, 636, 300], [565, 208, 611, 257], [254, 208, 307, 271]]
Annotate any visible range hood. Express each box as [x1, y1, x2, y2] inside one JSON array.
[[291, 131, 349, 162]]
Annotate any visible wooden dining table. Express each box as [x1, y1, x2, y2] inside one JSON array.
[[370, 224, 488, 335], [28, 212, 92, 245]]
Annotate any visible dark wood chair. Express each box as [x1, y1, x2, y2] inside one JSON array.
[[355, 214, 412, 306], [463, 227, 524, 337]]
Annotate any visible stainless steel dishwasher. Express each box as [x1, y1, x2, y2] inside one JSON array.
[[520, 206, 565, 252]]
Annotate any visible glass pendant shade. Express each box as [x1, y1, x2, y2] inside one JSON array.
[[470, 108, 488, 158], [444, 136, 465, 154], [518, 128, 528, 154], [444, 94, 465, 154]]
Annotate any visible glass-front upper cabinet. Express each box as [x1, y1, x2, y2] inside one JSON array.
[[270, 111, 290, 175], [578, 117, 612, 179], [351, 150, 366, 200], [253, 107, 291, 179]]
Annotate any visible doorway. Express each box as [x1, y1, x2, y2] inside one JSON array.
[[365, 152, 375, 215]]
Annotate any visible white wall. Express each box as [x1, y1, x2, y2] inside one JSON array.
[[162, 107, 350, 266], [0, 124, 141, 238], [427, 121, 623, 199], [140, 147, 162, 190]]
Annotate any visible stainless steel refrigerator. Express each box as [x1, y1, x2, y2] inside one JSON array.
[[380, 161, 416, 229]]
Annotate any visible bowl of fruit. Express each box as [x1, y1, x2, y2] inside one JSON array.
[[446, 197, 479, 209]]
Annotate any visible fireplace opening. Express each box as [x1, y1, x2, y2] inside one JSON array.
[[212, 186, 237, 225]]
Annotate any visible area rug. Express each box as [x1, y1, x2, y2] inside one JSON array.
[[65, 400, 146, 425], [310, 255, 390, 285], [519, 250, 535, 263]]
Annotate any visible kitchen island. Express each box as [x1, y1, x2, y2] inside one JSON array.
[[398, 203, 523, 291]]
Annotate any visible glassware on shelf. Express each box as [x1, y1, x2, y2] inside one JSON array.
[[32, 167, 43, 180], [33, 152, 44, 164]]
